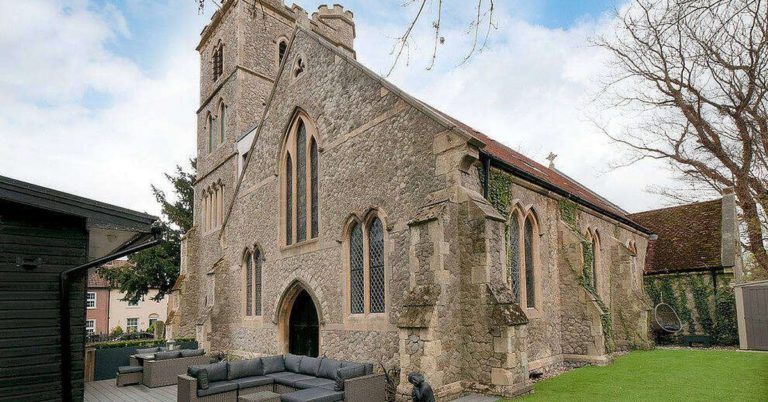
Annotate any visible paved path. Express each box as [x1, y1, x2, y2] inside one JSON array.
[[85, 379, 176, 402]]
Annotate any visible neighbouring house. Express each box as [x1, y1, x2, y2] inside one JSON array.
[[85, 260, 168, 337], [169, 1, 653, 400], [0, 175, 158, 401], [629, 191, 742, 345]]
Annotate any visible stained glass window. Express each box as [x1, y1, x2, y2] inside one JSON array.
[[296, 122, 307, 242], [310, 138, 318, 238], [508, 216, 521, 304], [254, 249, 263, 316], [245, 251, 252, 316], [524, 218, 535, 308], [285, 154, 293, 245], [350, 223, 364, 314], [368, 218, 385, 313]]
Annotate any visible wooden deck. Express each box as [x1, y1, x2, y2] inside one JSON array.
[[84, 379, 177, 402]]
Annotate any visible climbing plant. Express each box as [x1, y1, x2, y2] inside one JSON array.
[[713, 287, 738, 345], [690, 275, 714, 335], [487, 169, 514, 215]]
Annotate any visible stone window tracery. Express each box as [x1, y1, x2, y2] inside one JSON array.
[[219, 101, 226, 143], [213, 42, 224, 81], [282, 115, 319, 245], [201, 181, 224, 233], [347, 213, 387, 315], [507, 207, 540, 310], [243, 247, 263, 317], [507, 210, 522, 303]]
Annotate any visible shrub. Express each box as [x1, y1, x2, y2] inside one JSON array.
[[110, 325, 124, 337]]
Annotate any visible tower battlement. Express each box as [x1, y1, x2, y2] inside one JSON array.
[[313, 4, 354, 21]]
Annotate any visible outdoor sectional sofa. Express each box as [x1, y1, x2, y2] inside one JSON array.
[[118, 347, 212, 388], [177, 354, 386, 402]]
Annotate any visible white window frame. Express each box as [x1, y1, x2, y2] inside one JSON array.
[[86, 292, 96, 309], [85, 319, 95, 334], [127, 299, 139, 308], [126, 317, 139, 333]]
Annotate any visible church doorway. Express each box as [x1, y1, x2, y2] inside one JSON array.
[[288, 290, 319, 357]]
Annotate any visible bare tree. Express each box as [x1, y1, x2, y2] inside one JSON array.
[[597, 0, 768, 275]]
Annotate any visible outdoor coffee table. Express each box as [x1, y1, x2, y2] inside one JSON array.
[[237, 391, 280, 402]]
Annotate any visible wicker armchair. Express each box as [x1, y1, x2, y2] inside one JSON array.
[[178, 375, 237, 402], [342, 373, 386, 402], [143, 355, 212, 388]]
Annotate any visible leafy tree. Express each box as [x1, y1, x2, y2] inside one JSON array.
[[100, 159, 196, 303]]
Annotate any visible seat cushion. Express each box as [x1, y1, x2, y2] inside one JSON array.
[[268, 372, 315, 387], [316, 359, 342, 380], [155, 350, 181, 360], [117, 365, 143, 374], [234, 375, 274, 390], [262, 355, 286, 374], [196, 380, 238, 397], [284, 354, 303, 373], [280, 387, 344, 402], [135, 347, 159, 354], [293, 377, 337, 391], [187, 365, 209, 389], [181, 348, 206, 358], [228, 358, 263, 380]]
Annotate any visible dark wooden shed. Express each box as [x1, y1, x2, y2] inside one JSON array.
[[0, 175, 158, 401]]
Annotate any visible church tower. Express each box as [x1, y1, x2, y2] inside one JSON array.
[[170, 0, 355, 342]]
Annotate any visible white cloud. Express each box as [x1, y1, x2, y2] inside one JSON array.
[[353, 4, 677, 213], [0, 0, 199, 216]]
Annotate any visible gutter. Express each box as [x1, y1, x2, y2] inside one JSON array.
[[59, 224, 163, 402], [482, 151, 652, 235]]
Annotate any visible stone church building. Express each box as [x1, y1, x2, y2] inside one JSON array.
[[169, 0, 653, 399]]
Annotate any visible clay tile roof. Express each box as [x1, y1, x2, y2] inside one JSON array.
[[423, 104, 630, 219], [629, 199, 723, 273]]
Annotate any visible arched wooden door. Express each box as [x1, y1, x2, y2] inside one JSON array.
[[288, 290, 319, 357]]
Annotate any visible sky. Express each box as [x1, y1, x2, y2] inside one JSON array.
[[0, 0, 678, 217]]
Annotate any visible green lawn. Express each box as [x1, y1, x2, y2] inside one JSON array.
[[509, 349, 768, 401]]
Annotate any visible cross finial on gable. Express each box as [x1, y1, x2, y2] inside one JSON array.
[[546, 152, 558, 169]]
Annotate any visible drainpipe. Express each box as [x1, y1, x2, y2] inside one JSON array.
[[59, 225, 162, 402], [481, 153, 490, 199]]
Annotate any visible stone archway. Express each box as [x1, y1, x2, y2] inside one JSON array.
[[275, 280, 323, 357]]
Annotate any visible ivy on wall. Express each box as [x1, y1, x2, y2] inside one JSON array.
[[690, 275, 714, 334], [488, 169, 514, 215]]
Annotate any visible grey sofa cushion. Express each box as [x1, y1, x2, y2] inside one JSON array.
[[299, 356, 322, 376], [340, 361, 373, 375], [294, 377, 337, 391], [334, 365, 366, 391], [135, 347, 160, 354], [117, 365, 143, 374], [155, 351, 181, 360], [181, 349, 205, 358], [281, 387, 345, 402], [317, 358, 343, 380], [268, 372, 315, 387], [186, 367, 210, 390], [265, 371, 294, 381], [206, 361, 229, 382], [227, 358, 263, 380], [284, 354, 303, 373], [196, 380, 238, 397], [262, 355, 286, 374], [234, 375, 274, 390]]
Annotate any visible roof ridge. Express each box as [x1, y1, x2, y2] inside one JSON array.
[[630, 198, 721, 216]]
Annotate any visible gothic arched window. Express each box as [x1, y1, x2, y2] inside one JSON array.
[[244, 250, 253, 316], [207, 113, 214, 152], [349, 222, 364, 314], [283, 115, 319, 245], [368, 218, 385, 313], [507, 210, 522, 303], [583, 230, 600, 292], [219, 102, 226, 143], [278, 39, 288, 65], [254, 248, 263, 316], [524, 216, 537, 308]]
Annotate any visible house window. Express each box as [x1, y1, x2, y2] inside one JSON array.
[[583, 229, 600, 292], [278, 39, 288, 65], [86, 292, 96, 309], [127, 318, 138, 333], [219, 102, 226, 143], [244, 248, 263, 317], [149, 314, 159, 328], [507, 211, 522, 303], [85, 320, 95, 335], [208, 114, 214, 152], [347, 214, 387, 315], [213, 43, 224, 81], [128, 299, 139, 307], [506, 207, 539, 309], [283, 116, 319, 245]]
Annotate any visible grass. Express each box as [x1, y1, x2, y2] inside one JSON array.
[[507, 349, 768, 401]]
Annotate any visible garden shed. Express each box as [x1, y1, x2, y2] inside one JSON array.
[[735, 280, 768, 351], [0, 175, 158, 401]]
